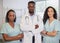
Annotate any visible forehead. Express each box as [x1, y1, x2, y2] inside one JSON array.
[[48, 8, 54, 11], [8, 12, 15, 16], [9, 11, 15, 14], [28, 3, 35, 6]]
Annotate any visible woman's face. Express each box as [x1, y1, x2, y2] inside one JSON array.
[[47, 8, 54, 18], [8, 11, 15, 22]]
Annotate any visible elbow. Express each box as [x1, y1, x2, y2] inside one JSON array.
[[3, 36, 9, 41], [3, 37, 9, 41], [3, 36, 10, 41]]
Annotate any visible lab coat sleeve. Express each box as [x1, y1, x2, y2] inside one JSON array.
[[20, 15, 32, 32], [32, 16, 44, 35], [37, 17, 44, 34], [39, 17, 44, 32]]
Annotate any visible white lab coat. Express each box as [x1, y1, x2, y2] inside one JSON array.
[[20, 12, 44, 43]]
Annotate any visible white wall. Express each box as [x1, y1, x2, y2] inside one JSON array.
[[0, 0, 3, 39], [0, 0, 3, 29], [3, 0, 33, 9], [35, 0, 59, 19], [3, 0, 33, 24]]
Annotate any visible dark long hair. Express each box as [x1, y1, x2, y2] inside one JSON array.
[[43, 6, 57, 25], [6, 9, 16, 22]]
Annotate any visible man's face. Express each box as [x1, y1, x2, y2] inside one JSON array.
[[28, 3, 35, 14]]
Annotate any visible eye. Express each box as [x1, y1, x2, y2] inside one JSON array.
[[9, 14, 14, 17]]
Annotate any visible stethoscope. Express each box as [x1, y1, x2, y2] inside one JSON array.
[[25, 15, 39, 34], [37, 15, 39, 22], [25, 15, 39, 24], [24, 15, 40, 43], [25, 16, 29, 24]]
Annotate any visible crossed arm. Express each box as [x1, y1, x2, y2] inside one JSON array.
[[2, 33, 24, 41], [41, 30, 57, 37]]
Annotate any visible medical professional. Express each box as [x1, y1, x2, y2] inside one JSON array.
[[0, 9, 24, 43], [20, 1, 44, 43], [42, 6, 60, 43]]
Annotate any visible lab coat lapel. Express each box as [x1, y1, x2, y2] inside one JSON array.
[[33, 15, 37, 25]]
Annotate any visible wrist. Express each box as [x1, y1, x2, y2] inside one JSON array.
[[46, 31, 48, 35]]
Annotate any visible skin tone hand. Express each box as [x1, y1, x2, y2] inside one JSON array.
[[41, 30, 57, 37], [17, 34, 24, 39], [41, 30, 47, 35], [35, 24, 39, 29]]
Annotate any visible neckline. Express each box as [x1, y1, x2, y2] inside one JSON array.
[[7, 23, 15, 29], [47, 19, 56, 25]]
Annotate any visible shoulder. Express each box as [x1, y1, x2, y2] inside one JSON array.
[[15, 23, 21, 29], [54, 19, 60, 23], [14, 23, 21, 29], [15, 23, 20, 26], [1, 23, 8, 31], [2, 23, 8, 27], [54, 19, 60, 25]]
